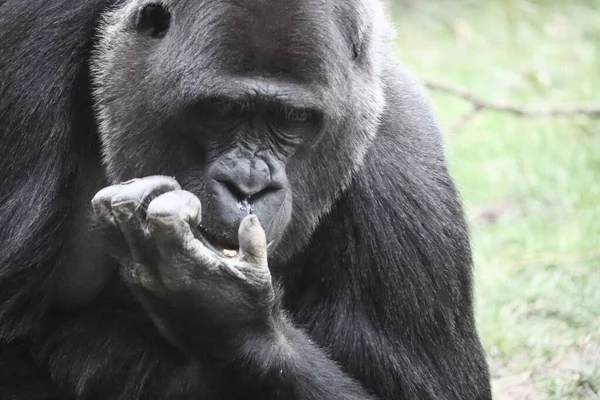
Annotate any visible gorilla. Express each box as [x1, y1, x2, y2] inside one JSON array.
[[0, 0, 491, 399]]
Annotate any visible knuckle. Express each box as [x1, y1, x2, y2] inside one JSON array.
[[111, 197, 139, 212], [147, 190, 202, 225], [91, 185, 121, 207], [137, 175, 181, 192], [147, 193, 179, 219]]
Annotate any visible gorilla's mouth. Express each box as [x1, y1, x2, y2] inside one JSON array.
[[196, 226, 239, 255]]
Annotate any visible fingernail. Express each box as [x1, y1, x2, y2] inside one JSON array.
[[223, 249, 238, 258]]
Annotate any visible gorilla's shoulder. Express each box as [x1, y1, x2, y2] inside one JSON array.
[[382, 61, 444, 146], [363, 60, 448, 179], [332, 61, 467, 257], [336, 58, 462, 229]]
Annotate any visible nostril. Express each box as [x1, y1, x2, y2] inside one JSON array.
[[219, 180, 247, 201], [248, 186, 278, 203], [217, 179, 278, 203]]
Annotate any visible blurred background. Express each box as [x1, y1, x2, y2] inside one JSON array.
[[382, 0, 600, 398]]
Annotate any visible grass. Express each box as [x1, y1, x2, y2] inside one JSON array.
[[387, 0, 600, 398]]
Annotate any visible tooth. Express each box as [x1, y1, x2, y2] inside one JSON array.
[[223, 249, 238, 258]]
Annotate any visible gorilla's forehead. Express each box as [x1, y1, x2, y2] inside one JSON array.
[[164, 0, 352, 84], [95, 0, 380, 122]]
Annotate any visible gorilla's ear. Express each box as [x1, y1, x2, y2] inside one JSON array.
[[350, 32, 363, 60], [341, 2, 395, 63], [340, 12, 366, 61], [338, 3, 377, 62], [134, 3, 171, 38]]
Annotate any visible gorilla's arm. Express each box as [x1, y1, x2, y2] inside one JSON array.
[[38, 286, 374, 400], [86, 176, 375, 400], [35, 284, 220, 399], [214, 316, 377, 399]]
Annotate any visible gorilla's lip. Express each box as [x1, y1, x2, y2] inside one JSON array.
[[195, 226, 239, 253]]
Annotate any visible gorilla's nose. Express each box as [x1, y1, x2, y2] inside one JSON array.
[[202, 152, 290, 247], [218, 178, 275, 203], [211, 158, 278, 204]]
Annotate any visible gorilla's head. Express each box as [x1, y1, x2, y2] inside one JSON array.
[[91, 0, 390, 261]]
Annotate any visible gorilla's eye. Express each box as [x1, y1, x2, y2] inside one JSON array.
[[193, 99, 246, 130], [214, 100, 237, 116], [266, 107, 316, 136], [135, 3, 171, 38], [284, 109, 310, 123]]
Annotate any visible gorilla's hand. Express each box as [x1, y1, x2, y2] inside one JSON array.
[[91, 176, 277, 346]]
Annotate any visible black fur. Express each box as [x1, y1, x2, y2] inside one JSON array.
[[0, 0, 492, 399]]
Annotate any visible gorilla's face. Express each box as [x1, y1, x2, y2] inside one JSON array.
[[91, 0, 388, 259]]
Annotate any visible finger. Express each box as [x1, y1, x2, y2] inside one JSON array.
[[91, 184, 123, 226], [113, 176, 181, 213], [91, 176, 179, 225], [146, 190, 220, 267], [238, 215, 268, 267], [146, 190, 202, 229], [110, 177, 180, 262], [110, 198, 152, 263]]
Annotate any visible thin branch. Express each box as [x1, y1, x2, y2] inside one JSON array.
[[447, 103, 484, 133], [424, 80, 600, 119]]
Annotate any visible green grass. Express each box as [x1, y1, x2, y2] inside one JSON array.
[[388, 0, 600, 398]]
